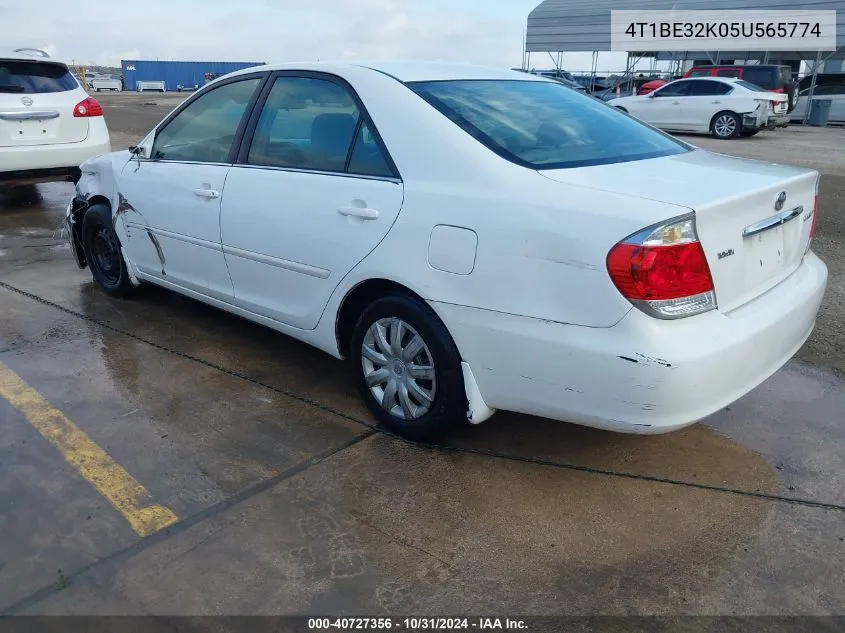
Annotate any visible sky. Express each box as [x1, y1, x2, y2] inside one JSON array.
[[0, 0, 631, 72]]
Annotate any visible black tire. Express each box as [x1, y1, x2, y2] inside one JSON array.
[[740, 129, 760, 137], [711, 111, 741, 139], [81, 203, 136, 298], [350, 294, 465, 441]]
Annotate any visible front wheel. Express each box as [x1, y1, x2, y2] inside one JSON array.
[[350, 294, 466, 441], [81, 204, 136, 298], [711, 112, 741, 139]]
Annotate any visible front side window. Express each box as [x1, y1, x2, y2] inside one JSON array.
[[409, 79, 689, 170], [653, 81, 691, 97], [0, 61, 78, 93], [247, 77, 360, 173], [152, 77, 261, 163]]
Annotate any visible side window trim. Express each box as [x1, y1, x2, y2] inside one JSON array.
[[149, 71, 271, 165], [343, 115, 366, 173], [234, 70, 401, 181]]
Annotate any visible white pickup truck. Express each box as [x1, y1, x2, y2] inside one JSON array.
[[136, 80, 166, 93], [90, 76, 122, 92]]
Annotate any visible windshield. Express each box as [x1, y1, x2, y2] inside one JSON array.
[[734, 80, 769, 93], [408, 79, 689, 170]]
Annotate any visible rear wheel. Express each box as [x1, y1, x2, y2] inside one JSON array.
[[350, 294, 465, 441], [711, 111, 741, 139], [81, 204, 136, 298]]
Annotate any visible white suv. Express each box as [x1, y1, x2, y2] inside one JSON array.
[[1, 48, 110, 186]]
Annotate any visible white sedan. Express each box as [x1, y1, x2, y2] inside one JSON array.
[[612, 77, 789, 138], [65, 62, 827, 439]]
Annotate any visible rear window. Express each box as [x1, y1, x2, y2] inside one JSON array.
[[0, 60, 78, 94], [688, 69, 713, 77], [735, 80, 770, 93], [742, 67, 777, 89], [409, 80, 689, 170]]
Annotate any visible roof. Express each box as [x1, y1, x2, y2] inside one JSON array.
[[227, 61, 543, 83], [526, 0, 845, 59]]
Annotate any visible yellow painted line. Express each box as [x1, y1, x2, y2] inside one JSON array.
[[0, 361, 178, 537]]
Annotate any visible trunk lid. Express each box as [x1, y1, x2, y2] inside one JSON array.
[[540, 149, 818, 313], [0, 58, 89, 147]]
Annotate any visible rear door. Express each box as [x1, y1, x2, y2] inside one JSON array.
[[0, 59, 88, 147], [221, 72, 404, 329], [681, 80, 734, 132]]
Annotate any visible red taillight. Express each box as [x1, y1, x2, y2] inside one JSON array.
[[607, 215, 717, 319], [73, 96, 103, 118], [607, 242, 714, 301], [770, 88, 785, 93]]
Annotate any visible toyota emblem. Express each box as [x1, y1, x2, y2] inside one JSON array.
[[775, 191, 787, 211], [21, 96, 33, 106]]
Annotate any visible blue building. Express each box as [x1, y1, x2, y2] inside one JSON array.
[[121, 60, 266, 91]]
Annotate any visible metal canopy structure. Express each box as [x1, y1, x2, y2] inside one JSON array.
[[526, 0, 845, 123], [526, 0, 845, 60]]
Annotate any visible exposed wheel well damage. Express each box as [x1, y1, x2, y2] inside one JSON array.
[[335, 278, 424, 359], [69, 196, 112, 269]]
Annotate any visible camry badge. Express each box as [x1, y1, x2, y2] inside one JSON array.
[[775, 191, 787, 212]]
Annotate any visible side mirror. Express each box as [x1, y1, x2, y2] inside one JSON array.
[[128, 146, 144, 157]]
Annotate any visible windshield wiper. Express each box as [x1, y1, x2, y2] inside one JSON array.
[[0, 84, 25, 93]]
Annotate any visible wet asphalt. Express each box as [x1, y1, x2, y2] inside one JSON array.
[[0, 93, 844, 619]]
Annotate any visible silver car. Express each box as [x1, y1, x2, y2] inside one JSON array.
[[790, 84, 845, 124]]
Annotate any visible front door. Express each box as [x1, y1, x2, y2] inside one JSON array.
[[220, 74, 404, 329], [118, 75, 264, 300], [645, 80, 692, 129]]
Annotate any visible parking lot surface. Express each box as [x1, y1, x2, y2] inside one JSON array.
[[1, 92, 844, 617]]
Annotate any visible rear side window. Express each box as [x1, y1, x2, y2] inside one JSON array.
[[689, 80, 733, 96], [742, 67, 777, 89], [735, 80, 769, 93], [688, 70, 713, 77], [716, 69, 740, 78], [0, 61, 78, 94], [409, 79, 689, 170]]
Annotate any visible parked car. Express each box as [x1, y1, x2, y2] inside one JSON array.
[[90, 75, 122, 92], [573, 76, 610, 93], [612, 77, 789, 138], [595, 77, 662, 101], [789, 84, 845, 124], [0, 48, 110, 187], [65, 62, 826, 439], [637, 79, 667, 95], [683, 65, 798, 112]]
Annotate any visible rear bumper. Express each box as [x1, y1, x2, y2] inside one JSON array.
[[433, 252, 827, 434], [0, 120, 110, 181]]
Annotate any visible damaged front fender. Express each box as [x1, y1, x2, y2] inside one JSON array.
[[65, 196, 89, 269]]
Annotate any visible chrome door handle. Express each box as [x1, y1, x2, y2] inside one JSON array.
[[672, 101, 681, 105], [193, 188, 219, 199], [338, 206, 379, 220], [712, 100, 721, 104]]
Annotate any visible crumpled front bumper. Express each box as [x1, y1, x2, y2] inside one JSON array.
[[65, 196, 88, 269]]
